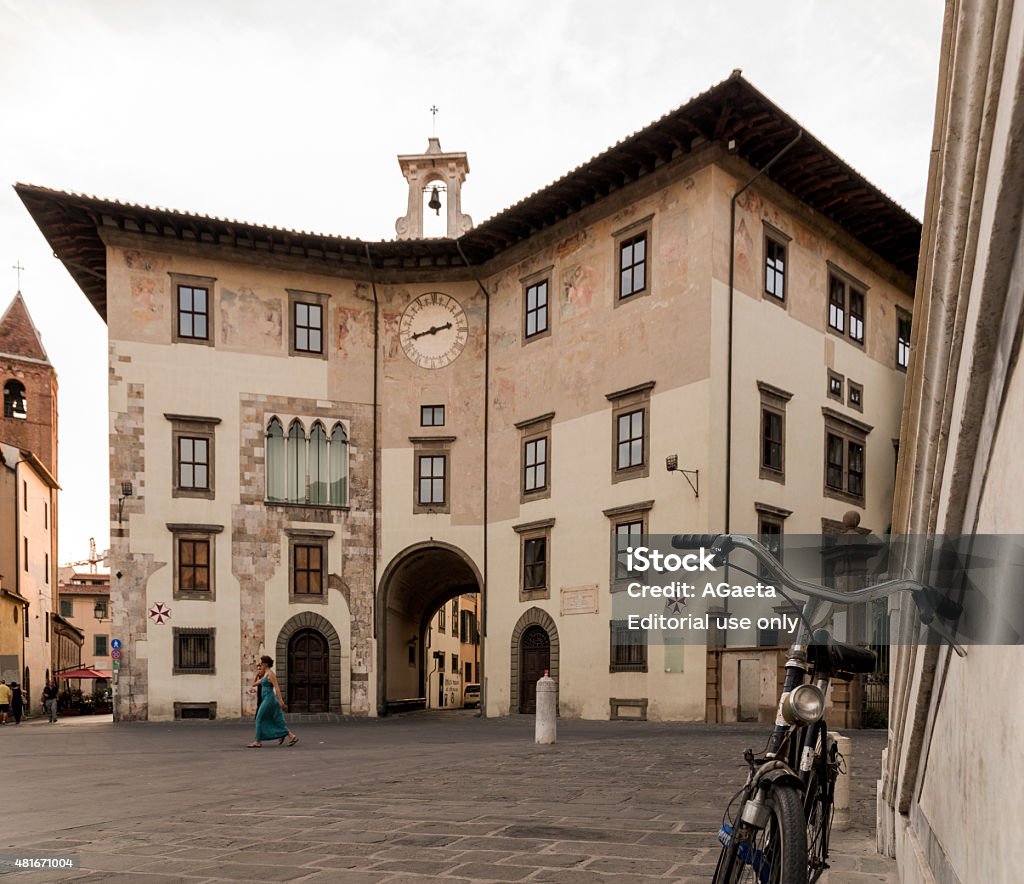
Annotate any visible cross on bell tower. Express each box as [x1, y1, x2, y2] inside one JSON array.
[[395, 110, 472, 239]]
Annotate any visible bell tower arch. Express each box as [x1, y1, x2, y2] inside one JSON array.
[[395, 138, 472, 240]]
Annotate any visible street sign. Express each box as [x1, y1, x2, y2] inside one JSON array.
[[110, 639, 122, 650], [111, 648, 123, 660], [112, 660, 120, 670]]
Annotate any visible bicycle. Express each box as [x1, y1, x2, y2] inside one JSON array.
[[668, 533, 963, 884]]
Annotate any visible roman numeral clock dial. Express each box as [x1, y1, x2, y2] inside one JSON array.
[[399, 292, 469, 369]]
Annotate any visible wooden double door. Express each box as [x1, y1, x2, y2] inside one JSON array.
[[287, 628, 329, 713], [518, 625, 550, 714]]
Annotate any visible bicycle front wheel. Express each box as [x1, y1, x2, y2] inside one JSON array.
[[712, 784, 808, 884]]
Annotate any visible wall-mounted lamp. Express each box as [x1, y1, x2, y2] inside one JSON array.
[[665, 455, 699, 499], [117, 481, 133, 524]]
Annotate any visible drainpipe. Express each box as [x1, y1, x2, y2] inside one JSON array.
[[725, 129, 803, 532], [455, 242, 489, 718], [364, 245, 381, 713]]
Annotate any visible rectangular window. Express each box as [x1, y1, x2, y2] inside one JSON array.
[[44, 502, 48, 529], [418, 455, 446, 506], [828, 371, 844, 401], [608, 382, 653, 483], [178, 538, 211, 593], [525, 279, 549, 338], [618, 232, 647, 299], [438, 604, 446, 632], [94, 635, 108, 656], [294, 302, 323, 353], [823, 407, 870, 504], [451, 653, 458, 674], [173, 627, 215, 675], [178, 436, 209, 490], [848, 290, 865, 344], [762, 409, 783, 474], [828, 274, 845, 333], [765, 237, 786, 301], [523, 437, 548, 493], [616, 409, 645, 470], [848, 381, 863, 412], [826, 433, 845, 491], [438, 651, 445, 671], [420, 405, 445, 427], [293, 543, 323, 595], [45, 553, 49, 584], [523, 537, 547, 593], [897, 310, 912, 370], [59, 599, 72, 617], [177, 285, 209, 340], [757, 512, 784, 582], [23, 537, 27, 569], [615, 519, 644, 581], [451, 600, 459, 638], [465, 661, 472, 681], [610, 620, 647, 672]]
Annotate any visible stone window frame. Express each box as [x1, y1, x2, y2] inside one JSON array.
[[515, 412, 554, 503], [172, 626, 216, 675], [170, 273, 216, 346], [166, 413, 220, 500], [848, 380, 864, 413], [604, 499, 654, 592], [763, 222, 790, 307], [168, 522, 223, 601], [827, 369, 844, 404], [287, 289, 329, 360], [264, 415, 351, 509], [94, 634, 108, 656], [825, 263, 868, 349], [758, 381, 791, 484], [607, 381, 654, 483], [822, 407, 872, 506], [755, 501, 792, 582], [513, 517, 554, 603], [896, 308, 912, 371], [285, 528, 334, 604], [609, 619, 648, 673], [410, 436, 454, 514], [612, 214, 654, 305], [521, 266, 553, 344], [420, 404, 445, 427]]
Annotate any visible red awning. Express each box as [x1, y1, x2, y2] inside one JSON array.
[[58, 667, 112, 679]]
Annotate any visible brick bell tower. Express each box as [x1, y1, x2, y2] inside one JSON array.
[[0, 292, 58, 478]]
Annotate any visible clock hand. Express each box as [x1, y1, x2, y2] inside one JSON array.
[[410, 321, 453, 341]]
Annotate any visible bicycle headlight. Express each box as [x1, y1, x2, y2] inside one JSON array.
[[782, 684, 825, 725]]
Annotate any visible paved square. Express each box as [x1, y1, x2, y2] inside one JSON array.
[[2, 712, 894, 882]]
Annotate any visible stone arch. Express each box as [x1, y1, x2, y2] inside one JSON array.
[[509, 607, 560, 714], [275, 612, 342, 713]]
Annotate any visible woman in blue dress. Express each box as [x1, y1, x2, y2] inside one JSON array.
[[248, 655, 298, 747]]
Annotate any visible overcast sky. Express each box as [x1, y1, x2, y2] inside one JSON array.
[[0, 0, 943, 562]]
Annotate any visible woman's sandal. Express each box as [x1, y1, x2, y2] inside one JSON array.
[[247, 742, 262, 748], [287, 735, 299, 747], [278, 736, 286, 745]]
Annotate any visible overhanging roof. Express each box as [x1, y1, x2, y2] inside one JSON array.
[[16, 72, 921, 322]]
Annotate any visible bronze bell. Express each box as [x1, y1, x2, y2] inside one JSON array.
[[428, 186, 442, 215]]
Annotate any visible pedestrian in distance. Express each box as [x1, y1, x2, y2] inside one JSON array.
[[42, 678, 59, 723], [248, 655, 298, 748], [10, 681, 23, 725], [0, 679, 10, 725]]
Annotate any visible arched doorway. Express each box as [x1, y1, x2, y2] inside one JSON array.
[[509, 607, 560, 715], [377, 542, 483, 715], [275, 612, 342, 713], [287, 628, 329, 713], [518, 626, 550, 714]]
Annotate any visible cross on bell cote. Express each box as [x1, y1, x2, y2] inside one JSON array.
[[395, 137, 473, 240]]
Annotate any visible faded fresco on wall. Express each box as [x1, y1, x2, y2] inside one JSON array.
[[219, 287, 282, 349], [130, 276, 165, 326], [336, 305, 372, 356], [556, 230, 587, 260], [560, 263, 596, 320], [124, 249, 167, 273]]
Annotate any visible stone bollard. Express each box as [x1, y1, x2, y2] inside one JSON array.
[[535, 672, 557, 744], [831, 731, 852, 831]]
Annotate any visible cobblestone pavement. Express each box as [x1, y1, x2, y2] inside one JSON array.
[[2, 712, 896, 883]]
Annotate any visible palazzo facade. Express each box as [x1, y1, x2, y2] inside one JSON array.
[[19, 74, 920, 721]]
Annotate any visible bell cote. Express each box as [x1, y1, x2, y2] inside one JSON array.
[[395, 138, 472, 240]]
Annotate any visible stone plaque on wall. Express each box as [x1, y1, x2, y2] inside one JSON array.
[[561, 584, 599, 615]]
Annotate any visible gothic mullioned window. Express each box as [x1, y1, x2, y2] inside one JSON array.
[[265, 416, 349, 506]]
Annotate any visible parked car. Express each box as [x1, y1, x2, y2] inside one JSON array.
[[463, 683, 480, 708]]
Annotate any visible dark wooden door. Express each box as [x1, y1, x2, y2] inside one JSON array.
[[519, 625, 550, 714], [288, 628, 329, 713]]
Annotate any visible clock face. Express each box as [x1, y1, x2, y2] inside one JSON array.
[[399, 292, 469, 369]]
